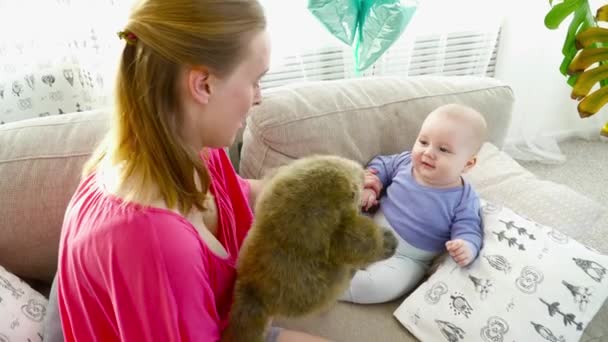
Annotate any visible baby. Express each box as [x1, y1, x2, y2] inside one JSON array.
[[341, 103, 487, 304]]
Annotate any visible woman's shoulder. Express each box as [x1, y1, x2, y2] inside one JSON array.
[[74, 195, 199, 240], [62, 184, 211, 279], [119, 208, 206, 252], [108, 205, 202, 241], [67, 173, 202, 249], [81, 206, 209, 268]]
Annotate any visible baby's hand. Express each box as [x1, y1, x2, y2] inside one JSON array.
[[360, 188, 378, 211], [363, 169, 382, 195], [445, 239, 474, 267]]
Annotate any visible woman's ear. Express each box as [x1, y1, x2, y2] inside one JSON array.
[[187, 68, 211, 105]]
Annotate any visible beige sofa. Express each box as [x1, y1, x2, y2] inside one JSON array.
[[1, 76, 606, 341]]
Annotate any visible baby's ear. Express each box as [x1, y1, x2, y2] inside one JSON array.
[[462, 156, 477, 173]]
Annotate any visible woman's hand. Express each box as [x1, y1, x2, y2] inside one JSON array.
[[247, 178, 265, 209]]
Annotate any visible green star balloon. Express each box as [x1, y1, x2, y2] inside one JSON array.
[[309, 0, 418, 72], [307, 0, 360, 45]]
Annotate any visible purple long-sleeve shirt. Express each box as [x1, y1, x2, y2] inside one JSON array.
[[368, 151, 482, 255]]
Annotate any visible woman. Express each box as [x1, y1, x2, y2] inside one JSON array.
[[54, 0, 330, 341]]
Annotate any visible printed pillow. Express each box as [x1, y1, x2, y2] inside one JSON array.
[[0, 265, 48, 341], [394, 200, 608, 342]]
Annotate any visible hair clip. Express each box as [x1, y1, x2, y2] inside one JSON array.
[[117, 30, 138, 45]]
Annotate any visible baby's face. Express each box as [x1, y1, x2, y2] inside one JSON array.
[[411, 114, 477, 188]]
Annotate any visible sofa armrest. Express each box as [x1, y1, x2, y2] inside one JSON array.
[[0, 109, 109, 283]]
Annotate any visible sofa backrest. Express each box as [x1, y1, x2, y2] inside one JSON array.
[[0, 76, 514, 283], [239, 76, 514, 179], [0, 109, 109, 282]]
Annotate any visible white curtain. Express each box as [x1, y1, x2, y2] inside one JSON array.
[[2, 0, 503, 130], [260, 0, 502, 87], [496, 0, 608, 163]]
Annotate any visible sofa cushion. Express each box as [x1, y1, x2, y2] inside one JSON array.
[[395, 200, 608, 342], [0, 265, 48, 341], [240, 76, 514, 179], [467, 143, 606, 251], [0, 109, 109, 282], [275, 300, 413, 341]]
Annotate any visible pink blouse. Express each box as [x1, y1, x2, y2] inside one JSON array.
[[57, 149, 253, 341]]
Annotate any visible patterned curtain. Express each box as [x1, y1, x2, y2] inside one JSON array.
[[0, 0, 133, 124]]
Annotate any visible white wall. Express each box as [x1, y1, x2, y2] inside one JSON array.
[[495, 0, 608, 144]]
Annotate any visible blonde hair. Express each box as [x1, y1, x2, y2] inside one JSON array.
[[85, 0, 266, 214]]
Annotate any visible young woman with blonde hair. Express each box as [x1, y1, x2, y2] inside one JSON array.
[[52, 1, 330, 341]]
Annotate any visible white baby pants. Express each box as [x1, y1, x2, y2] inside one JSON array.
[[340, 209, 440, 304]]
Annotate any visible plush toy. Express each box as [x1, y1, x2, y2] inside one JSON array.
[[222, 155, 398, 342]]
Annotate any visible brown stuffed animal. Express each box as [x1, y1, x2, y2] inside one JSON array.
[[222, 155, 398, 342]]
